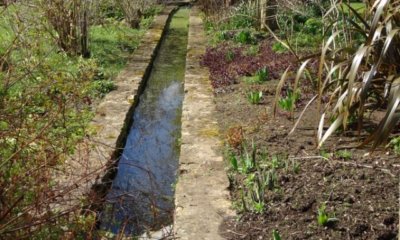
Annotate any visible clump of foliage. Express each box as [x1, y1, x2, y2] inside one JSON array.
[[335, 150, 352, 160], [272, 41, 288, 54], [247, 91, 263, 104], [278, 89, 301, 112], [243, 67, 269, 84], [279, 0, 400, 149], [317, 203, 338, 227], [272, 230, 282, 240], [234, 30, 254, 44], [388, 136, 400, 155], [229, 143, 299, 214]]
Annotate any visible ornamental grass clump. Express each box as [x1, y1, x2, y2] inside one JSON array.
[[278, 0, 400, 149]]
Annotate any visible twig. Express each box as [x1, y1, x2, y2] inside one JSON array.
[[289, 155, 397, 177]]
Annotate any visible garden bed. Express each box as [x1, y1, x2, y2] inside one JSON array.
[[203, 41, 399, 239]]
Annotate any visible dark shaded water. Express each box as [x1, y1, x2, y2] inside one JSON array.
[[101, 8, 189, 236]]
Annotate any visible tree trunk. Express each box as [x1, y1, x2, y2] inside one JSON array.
[[260, 0, 278, 31]]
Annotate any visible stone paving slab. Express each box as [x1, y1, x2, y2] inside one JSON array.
[[174, 6, 234, 240]]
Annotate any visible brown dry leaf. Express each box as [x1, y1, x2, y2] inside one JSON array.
[[227, 126, 244, 149]]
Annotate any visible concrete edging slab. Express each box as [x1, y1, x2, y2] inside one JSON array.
[[174, 6, 233, 240]]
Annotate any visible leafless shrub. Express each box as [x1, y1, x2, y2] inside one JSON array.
[[118, 0, 156, 28], [42, 0, 92, 57]]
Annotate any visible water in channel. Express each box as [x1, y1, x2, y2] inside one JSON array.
[[101, 8, 189, 236]]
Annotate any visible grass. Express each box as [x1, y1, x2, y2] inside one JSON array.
[[90, 23, 144, 81], [341, 2, 366, 13]]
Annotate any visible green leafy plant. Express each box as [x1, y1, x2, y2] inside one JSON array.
[[272, 230, 282, 240], [317, 203, 338, 227], [272, 41, 288, 54], [225, 50, 235, 62], [278, 89, 301, 112], [304, 17, 324, 35], [229, 143, 257, 174], [388, 137, 400, 155], [234, 30, 252, 44], [247, 91, 263, 104], [245, 44, 260, 56], [243, 67, 269, 84], [335, 150, 352, 160], [229, 152, 239, 171], [256, 67, 269, 82], [320, 149, 331, 159]]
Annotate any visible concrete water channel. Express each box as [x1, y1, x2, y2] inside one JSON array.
[[100, 8, 189, 236]]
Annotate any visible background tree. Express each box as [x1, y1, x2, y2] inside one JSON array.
[[43, 0, 91, 57]]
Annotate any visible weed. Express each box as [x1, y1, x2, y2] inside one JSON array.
[[216, 31, 230, 42], [272, 41, 288, 54], [245, 44, 259, 56], [271, 155, 281, 169], [247, 91, 263, 104], [304, 17, 323, 35], [229, 143, 256, 174], [225, 50, 235, 62], [256, 67, 269, 82], [229, 152, 239, 171], [91, 79, 117, 97], [335, 150, 352, 160], [290, 159, 301, 174], [317, 203, 338, 227], [272, 230, 282, 240], [243, 67, 269, 84], [228, 143, 290, 214], [388, 136, 400, 155], [234, 30, 253, 44], [320, 149, 331, 159], [278, 89, 301, 112]]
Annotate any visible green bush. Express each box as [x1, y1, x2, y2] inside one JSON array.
[[304, 17, 323, 34], [234, 30, 253, 44]]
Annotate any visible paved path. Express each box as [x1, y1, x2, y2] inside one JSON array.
[[174, 6, 233, 240]]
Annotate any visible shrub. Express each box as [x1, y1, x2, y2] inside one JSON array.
[[43, 0, 91, 57], [234, 30, 253, 44]]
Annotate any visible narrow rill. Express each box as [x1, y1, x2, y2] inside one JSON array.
[[101, 8, 189, 236]]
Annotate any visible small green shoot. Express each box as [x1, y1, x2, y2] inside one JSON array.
[[272, 41, 288, 54], [272, 230, 282, 240], [229, 152, 239, 171], [245, 44, 260, 56], [247, 91, 263, 104], [335, 150, 352, 160], [243, 67, 269, 84], [271, 155, 281, 169], [256, 67, 269, 82], [292, 159, 301, 174], [317, 203, 338, 227], [388, 136, 400, 155], [320, 149, 331, 159], [278, 89, 301, 112], [235, 30, 252, 44], [225, 50, 235, 62], [229, 143, 257, 174]]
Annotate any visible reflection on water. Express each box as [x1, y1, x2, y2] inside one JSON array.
[[101, 8, 189, 236]]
